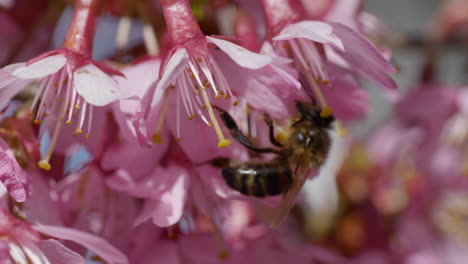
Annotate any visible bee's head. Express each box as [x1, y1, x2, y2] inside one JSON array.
[[295, 101, 334, 128]]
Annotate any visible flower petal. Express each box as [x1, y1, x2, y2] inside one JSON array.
[[153, 48, 190, 106], [11, 54, 66, 79], [151, 167, 189, 227], [273, 21, 344, 51], [38, 239, 86, 264], [33, 225, 128, 264], [0, 65, 32, 110], [74, 63, 123, 106], [0, 138, 29, 202], [207, 36, 272, 69], [329, 23, 397, 89]]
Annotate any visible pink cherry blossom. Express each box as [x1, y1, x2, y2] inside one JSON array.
[[0, 0, 124, 171], [259, 0, 396, 121], [135, 0, 302, 159]]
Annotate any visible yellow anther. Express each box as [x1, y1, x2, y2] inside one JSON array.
[[189, 114, 196, 120], [176, 137, 181, 142], [85, 133, 91, 138], [223, 94, 229, 99], [74, 104, 80, 110], [207, 123, 212, 127], [233, 101, 238, 106], [33, 120, 42, 125], [321, 80, 329, 84], [152, 133, 163, 144], [75, 129, 83, 134], [218, 139, 231, 148], [202, 104, 207, 109], [55, 98, 60, 102], [37, 160, 51, 171], [197, 57, 203, 62], [44, 113, 49, 117], [65, 120, 71, 125], [53, 82, 58, 87], [320, 107, 332, 118], [275, 131, 287, 142], [215, 95, 220, 99]]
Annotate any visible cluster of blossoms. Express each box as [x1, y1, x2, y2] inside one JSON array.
[[0, 0, 467, 263]]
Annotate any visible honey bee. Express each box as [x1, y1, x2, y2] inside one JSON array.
[[211, 102, 334, 198]]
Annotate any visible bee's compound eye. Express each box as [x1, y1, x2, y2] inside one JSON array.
[[294, 132, 305, 144]]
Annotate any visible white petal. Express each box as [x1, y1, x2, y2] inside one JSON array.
[[273, 21, 344, 51], [207, 36, 272, 69], [11, 54, 66, 79], [74, 64, 123, 106], [153, 48, 189, 105]]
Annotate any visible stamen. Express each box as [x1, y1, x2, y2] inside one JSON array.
[[176, 93, 181, 142], [289, 39, 333, 117], [200, 88, 230, 148], [86, 105, 93, 139], [152, 87, 172, 144], [306, 73, 332, 118], [38, 105, 65, 171]]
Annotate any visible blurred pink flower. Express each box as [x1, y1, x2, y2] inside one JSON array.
[[369, 84, 465, 185]]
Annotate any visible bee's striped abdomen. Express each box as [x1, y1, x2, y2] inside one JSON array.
[[222, 163, 292, 197]]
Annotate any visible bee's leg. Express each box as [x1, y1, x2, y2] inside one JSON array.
[[264, 113, 284, 147], [212, 105, 281, 155]]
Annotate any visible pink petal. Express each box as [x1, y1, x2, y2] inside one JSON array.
[[273, 21, 344, 51], [112, 58, 161, 141], [38, 239, 86, 264], [153, 48, 189, 105], [325, 0, 363, 30], [11, 54, 66, 79], [165, 95, 247, 163], [319, 64, 370, 120], [0, 138, 29, 202], [151, 168, 189, 227], [74, 63, 123, 106], [0, 240, 9, 264], [211, 49, 304, 119], [33, 225, 128, 264], [330, 23, 397, 89], [102, 142, 168, 184], [138, 241, 179, 264], [457, 89, 468, 116], [0, 72, 31, 110], [207, 36, 272, 69]]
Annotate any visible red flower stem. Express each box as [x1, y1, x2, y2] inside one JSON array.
[[259, 0, 304, 37], [160, 0, 204, 45], [62, 0, 100, 55]]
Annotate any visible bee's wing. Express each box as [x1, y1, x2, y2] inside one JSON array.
[[270, 152, 313, 227]]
